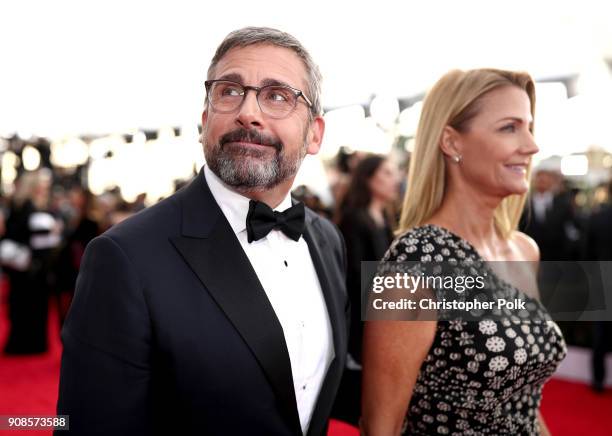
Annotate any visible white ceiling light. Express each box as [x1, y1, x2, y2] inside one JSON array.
[[51, 137, 89, 168], [560, 155, 588, 176], [22, 145, 41, 171], [398, 101, 423, 137], [369, 94, 399, 130]]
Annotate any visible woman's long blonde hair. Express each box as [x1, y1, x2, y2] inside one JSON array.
[[398, 68, 536, 238]]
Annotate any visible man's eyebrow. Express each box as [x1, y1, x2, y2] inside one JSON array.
[[213, 74, 295, 89], [260, 78, 293, 88], [217, 72, 243, 82]]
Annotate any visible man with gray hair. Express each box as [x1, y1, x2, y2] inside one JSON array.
[[56, 27, 349, 436]]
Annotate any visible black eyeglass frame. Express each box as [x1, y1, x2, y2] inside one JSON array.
[[204, 79, 313, 118]]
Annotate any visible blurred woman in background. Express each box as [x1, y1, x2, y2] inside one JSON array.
[[332, 154, 399, 425], [338, 154, 399, 364], [54, 185, 100, 328]]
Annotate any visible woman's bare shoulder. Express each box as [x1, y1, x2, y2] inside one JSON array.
[[509, 231, 540, 262]]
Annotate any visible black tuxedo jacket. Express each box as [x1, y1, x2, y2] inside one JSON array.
[[520, 193, 577, 260], [587, 205, 612, 260], [56, 169, 349, 436]]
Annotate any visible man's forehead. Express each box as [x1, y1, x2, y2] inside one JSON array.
[[212, 44, 308, 89]]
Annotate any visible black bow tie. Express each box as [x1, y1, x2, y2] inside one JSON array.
[[246, 200, 305, 243]]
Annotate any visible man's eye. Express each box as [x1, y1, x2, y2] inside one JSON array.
[[265, 88, 291, 102], [220, 86, 242, 96], [270, 93, 287, 101]]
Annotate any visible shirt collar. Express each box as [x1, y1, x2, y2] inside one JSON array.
[[534, 191, 553, 202], [204, 165, 293, 235]]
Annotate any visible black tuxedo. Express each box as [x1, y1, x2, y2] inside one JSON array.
[[56, 169, 349, 436], [520, 192, 578, 261], [586, 204, 612, 388]]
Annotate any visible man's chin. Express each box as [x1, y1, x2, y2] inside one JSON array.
[[225, 156, 276, 174], [223, 175, 283, 193], [215, 162, 280, 190]]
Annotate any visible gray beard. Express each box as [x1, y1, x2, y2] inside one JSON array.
[[204, 140, 307, 193]]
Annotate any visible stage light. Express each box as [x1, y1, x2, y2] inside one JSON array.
[[22, 145, 41, 171], [560, 155, 588, 176]]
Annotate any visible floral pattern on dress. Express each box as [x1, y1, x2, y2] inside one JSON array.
[[384, 225, 567, 435]]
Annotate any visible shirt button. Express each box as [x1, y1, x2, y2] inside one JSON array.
[[302, 384, 307, 390]]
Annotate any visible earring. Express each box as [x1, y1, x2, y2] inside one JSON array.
[[453, 154, 462, 163]]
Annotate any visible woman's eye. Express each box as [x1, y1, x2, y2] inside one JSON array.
[[501, 124, 516, 133]]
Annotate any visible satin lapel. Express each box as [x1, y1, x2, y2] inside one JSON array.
[[302, 215, 343, 358], [302, 213, 347, 436], [169, 171, 302, 435]]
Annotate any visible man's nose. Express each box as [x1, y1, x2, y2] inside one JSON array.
[[235, 90, 263, 128]]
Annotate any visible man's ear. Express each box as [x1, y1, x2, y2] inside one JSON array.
[[201, 109, 208, 129], [199, 110, 209, 144], [440, 125, 462, 158], [305, 115, 325, 155]]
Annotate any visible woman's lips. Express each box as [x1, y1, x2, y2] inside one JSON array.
[[505, 164, 527, 174]]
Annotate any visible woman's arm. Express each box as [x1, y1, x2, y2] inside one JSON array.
[[361, 319, 437, 435], [538, 410, 551, 436], [509, 231, 541, 299]]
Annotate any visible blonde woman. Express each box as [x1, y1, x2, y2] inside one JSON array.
[[361, 69, 567, 435]]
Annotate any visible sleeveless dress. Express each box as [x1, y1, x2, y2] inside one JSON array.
[[382, 225, 567, 435]]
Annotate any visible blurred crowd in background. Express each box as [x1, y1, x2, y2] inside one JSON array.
[[0, 139, 611, 424]]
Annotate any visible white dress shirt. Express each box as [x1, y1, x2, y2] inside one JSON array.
[[532, 191, 553, 223], [204, 165, 334, 433]]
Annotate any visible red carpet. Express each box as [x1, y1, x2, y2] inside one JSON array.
[[0, 278, 610, 435], [0, 277, 61, 435], [541, 378, 612, 436]]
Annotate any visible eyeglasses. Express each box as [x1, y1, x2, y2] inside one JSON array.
[[204, 79, 313, 119]]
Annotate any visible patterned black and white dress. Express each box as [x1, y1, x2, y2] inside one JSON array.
[[382, 224, 567, 435]]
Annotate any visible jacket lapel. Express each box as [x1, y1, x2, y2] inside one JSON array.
[[169, 170, 302, 435], [302, 212, 343, 365], [302, 212, 347, 436]]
